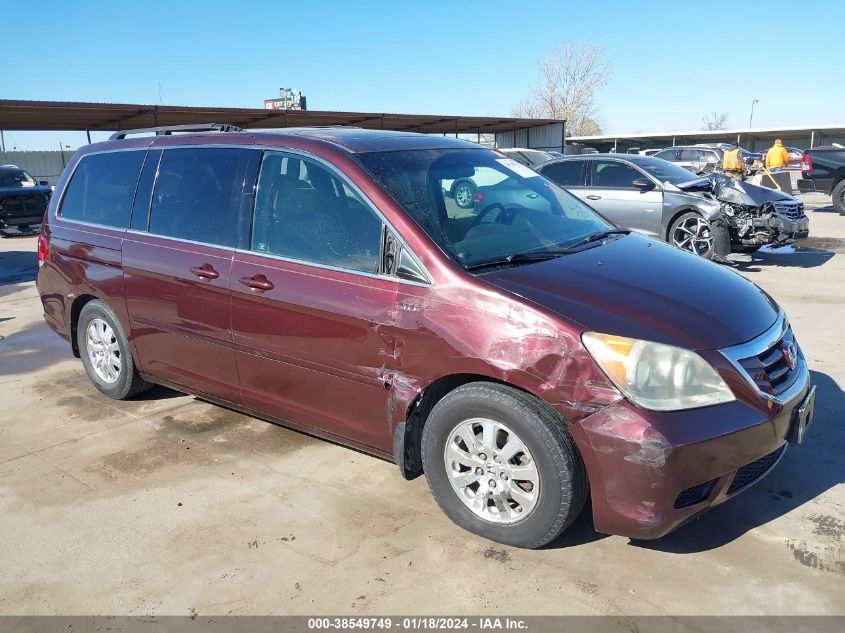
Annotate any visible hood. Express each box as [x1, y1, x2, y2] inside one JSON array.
[[708, 173, 794, 206], [480, 233, 779, 350]]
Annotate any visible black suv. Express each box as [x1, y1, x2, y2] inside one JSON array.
[[0, 165, 51, 233]]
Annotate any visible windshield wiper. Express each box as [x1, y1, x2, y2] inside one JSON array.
[[465, 250, 565, 272], [560, 228, 631, 252]]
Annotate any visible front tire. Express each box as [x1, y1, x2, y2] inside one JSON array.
[[421, 382, 588, 548], [832, 179, 845, 215], [77, 300, 151, 400], [669, 211, 715, 259]]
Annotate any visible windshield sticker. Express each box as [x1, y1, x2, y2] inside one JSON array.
[[496, 158, 539, 179]]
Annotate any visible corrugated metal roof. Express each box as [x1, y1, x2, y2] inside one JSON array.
[[0, 99, 563, 134], [570, 124, 845, 141]]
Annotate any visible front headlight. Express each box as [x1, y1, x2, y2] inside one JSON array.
[[582, 332, 735, 411]]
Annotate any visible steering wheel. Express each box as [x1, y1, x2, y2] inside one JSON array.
[[468, 203, 507, 231]]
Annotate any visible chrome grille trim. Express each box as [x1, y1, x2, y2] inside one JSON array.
[[773, 201, 805, 220], [720, 311, 809, 405]]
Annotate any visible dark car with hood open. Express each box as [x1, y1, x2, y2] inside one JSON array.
[[0, 165, 51, 233], [37, 125, 815, 548]]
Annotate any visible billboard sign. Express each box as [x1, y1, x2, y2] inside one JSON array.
[[264, 87, 306, 111]]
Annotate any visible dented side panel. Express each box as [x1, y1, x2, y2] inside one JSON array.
[[382, 280, 622, 437]]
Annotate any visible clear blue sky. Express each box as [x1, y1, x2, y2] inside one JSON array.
[[2, 0, 844, 150]]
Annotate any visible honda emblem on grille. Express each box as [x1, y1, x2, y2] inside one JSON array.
[[782, 343, 797, 370]]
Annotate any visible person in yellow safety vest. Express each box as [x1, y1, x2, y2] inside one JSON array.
[[722, 143, 745, 179], [765, 139, 790, 172]]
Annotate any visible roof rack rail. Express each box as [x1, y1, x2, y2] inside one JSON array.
[[109, 123, 244, 141]]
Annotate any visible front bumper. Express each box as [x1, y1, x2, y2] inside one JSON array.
[[0, 213, 44, 229], [569, 341, 811, 540], [777, 213, 810, 241]]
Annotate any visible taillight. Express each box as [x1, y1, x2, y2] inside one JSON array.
[[37, 233, 49, 265], [801, 153, 812, 173]]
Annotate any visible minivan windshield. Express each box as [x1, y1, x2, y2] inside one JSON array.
[[356, 148, 612, 269], [633, 156, 707, 186]]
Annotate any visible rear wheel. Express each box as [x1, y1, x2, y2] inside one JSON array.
[[421, 382, 587, 548], [669, 211, 715, 259], [832, 179, 845, 215], [77, 300, 151, 400]]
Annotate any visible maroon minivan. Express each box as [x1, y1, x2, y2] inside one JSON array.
[[36, 125, 815, 548]]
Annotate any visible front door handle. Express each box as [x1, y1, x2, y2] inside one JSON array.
[[189, 263, 219, 279], [239, 274, 274, 291], [586, 195, 602, 200]]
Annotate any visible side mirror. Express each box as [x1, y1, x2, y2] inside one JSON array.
[[632, 177, 656, 191], [39, 181, 49, 186]]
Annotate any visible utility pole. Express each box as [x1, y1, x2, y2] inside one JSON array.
[[749, 99, 759, 129]]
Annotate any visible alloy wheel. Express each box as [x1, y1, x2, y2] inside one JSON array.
[[672, 216, 713, 256], [443, 417, 539, 524], [86, 318, 121, 383], [455, 183, 474, 208]]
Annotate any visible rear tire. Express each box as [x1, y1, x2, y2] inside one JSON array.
[[669, 211, 715, 259], [421, 382, 588, 548], [832, 179, 845, 215], [77, 300, 151, 400]]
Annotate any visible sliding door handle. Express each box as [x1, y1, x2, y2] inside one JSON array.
[[189, 264, 219, 279], [239, 274, 274, 291]]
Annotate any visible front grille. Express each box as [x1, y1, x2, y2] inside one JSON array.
[[773, 201, 805, 220], [0, 194, 48, 217], [727, 445, 786, 495], [737, 327, 801, 396], [674, 480, 716, 509]]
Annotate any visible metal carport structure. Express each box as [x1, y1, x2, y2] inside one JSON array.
[[0, 99, 563, 146]]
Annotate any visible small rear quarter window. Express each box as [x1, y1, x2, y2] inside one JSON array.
[[59, 151, 145, 228]]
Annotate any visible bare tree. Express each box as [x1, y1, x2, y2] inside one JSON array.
[[512, 43, 611, 136], [701, 112, 728, 131]]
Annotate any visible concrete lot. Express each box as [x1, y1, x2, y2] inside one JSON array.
[[0, 194, 843, 616]]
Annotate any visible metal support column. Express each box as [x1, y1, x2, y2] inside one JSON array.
[[561, 121, 566, 153]]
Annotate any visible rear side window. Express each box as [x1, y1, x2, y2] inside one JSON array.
[[148, 148, 250, 248], [59, 151, 145, 228], [540, 160, 585, 187], [251, 152, 383, 273]]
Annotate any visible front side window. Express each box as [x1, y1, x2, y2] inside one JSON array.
[[251, 152, 383, 274], [59, 151, 145, 228], [590, 160, 642, 188], [356, 148, 610, 269], [148, 148, 250, 248], [540, 160, 585, 187]]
